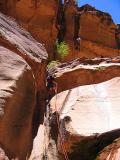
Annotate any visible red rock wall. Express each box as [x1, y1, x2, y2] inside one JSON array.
[[15, 0, 58, 60], [55, 64, 120, 93], [80, 40, 120, 58], [0, 0, 58, 60], [0, 12, 48, 159], [80, 12, 117, 48], [0, 47, 36, 159], [0, 1, 119, 61], [63, 4, 119, 61]]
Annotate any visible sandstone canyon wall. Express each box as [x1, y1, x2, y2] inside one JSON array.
[[63, 2, 120, 60], [48, 58, 120, 93], [0, 1, 120, 160], [0, 12, 47, 159], [0, 47, 35, 159], [0, 0, 120, 61], [0, 0, 58, 60]]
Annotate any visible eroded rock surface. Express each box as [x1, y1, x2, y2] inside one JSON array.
[[0, 47, 35, 159], [0, 1, 120, 160], [48, 58, 120, 159], [96, 138, 120, 160], [50, 77, 120, 159], [1, 1, 120, 61], [0, 12, 48, 160], [0, 148, 9, 160], [48, 58, 120, 93], [0, 11, 48, 123], [63, 3, 120, 61], [78, 5, 117, 48], [0, 0, 58, 60], [0, 12, 47, 64]]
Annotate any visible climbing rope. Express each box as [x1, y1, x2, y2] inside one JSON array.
[[54, 85, 70, 160], [43, 116, 49, 160]]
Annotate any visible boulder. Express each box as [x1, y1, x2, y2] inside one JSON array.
[[50, 77, 120, 159]]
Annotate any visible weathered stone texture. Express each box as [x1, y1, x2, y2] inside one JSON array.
[[50, 77, 120, 160], [80, 12, 117, 48], [0, 11, 48, 159], [0, 47, 35, 159]]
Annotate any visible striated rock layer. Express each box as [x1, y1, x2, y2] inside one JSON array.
[[0, 47, 35, 159], [0, 11, 48, 123], [48, 57, 120, 93], [96, 138, 120, 160], [0, 0, 58, 60], [0, 12, 48, 159], [0, 1, 120, 160]]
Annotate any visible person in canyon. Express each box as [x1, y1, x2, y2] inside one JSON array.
[[65, 0, 77, 5], [65, 0, 69, 4], [47, 75, 57, 99], [75, 37, 81, 51]]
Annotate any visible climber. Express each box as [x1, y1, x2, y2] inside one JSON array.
[[75, 37, 81, 51], [65, 0, 69, 4], [47, 75, 57, 97], [65, 0, 77, 6]]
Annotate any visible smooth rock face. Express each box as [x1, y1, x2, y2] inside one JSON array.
[[0, 46, 36, 159], [80, 39, 120, 58], [57, 77, 120, 134], [50, 77, 120, 159], [51, 77, 120, 135], [0, 11, 47, 108]]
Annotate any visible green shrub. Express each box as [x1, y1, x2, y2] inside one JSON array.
[[95, 66, 106, 71], [56, 40, 70, 59], [47, 60, 60, 69]]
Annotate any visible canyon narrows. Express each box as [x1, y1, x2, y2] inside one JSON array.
[[0, 0, 120, 160]]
